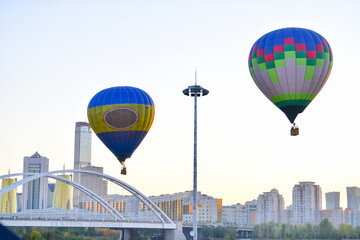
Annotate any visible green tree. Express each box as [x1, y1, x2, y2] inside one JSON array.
[[318, 218, 335, 239], [30, 231, 43, 240], [356, 226, 360, 238], [280, 224, 286, 238], [213, 226, 226, 238], [86, 228, 97, 236], [304, 222, 314, 239], [223, 227, 237, 240], [201, 226, 214, 238], [285, 224, 295, 239], [253, 224, 262, 238], [53, 229, 64, 240], [339, 223, 350, 239]]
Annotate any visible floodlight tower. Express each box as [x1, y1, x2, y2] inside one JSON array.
[[183, 72, 209, 240]]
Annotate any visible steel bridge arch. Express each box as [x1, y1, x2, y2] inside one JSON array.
[[0, 173, 124, 221], [50, 174, 124, 220], [0, 170, 173, 224]]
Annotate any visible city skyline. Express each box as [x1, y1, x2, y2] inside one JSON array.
[[1, 1, 360, 207], [5, 151, 359, 212], [3, 168, 360, 226], [3, 137, 359, 213]]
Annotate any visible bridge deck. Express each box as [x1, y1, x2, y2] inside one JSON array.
[[0, 220, 176, 229]]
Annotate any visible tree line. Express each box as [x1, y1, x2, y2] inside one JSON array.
[[201, 226, 238, 240], [253, 219, 360, 239], [8, 226, 120, 240]]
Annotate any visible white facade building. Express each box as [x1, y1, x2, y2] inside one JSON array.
[[292, 182, 322, 225], [222, 200, 256, 227], [256, 189, 285, 224], [222, 204, 246, 226], [22, 152, 49, 210]]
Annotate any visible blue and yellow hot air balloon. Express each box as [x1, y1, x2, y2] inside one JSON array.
[[87, 86, 155, 174], [248, 27, 333, 135]]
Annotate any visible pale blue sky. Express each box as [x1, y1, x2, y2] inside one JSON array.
[[1, 0, 360, 206]]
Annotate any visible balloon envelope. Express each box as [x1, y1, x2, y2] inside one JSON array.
[[248, 27, 333, 123], [87, 86, 155, 162]]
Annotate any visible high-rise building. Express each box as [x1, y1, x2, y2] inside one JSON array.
[[347, 187, 360, 210], [222, 203, 247, 226], [292, 181, 322, 225], [80, 165, 108, 197], [53, 175, 73, 210], [73, 122, 92, 206], [326, 192, 340, 210], [73, 122, 108, 207], [256, 189, 285, 224], [0, 178, 17, 213], [74, 122, 92, 169], [22, 152, 49, 210]]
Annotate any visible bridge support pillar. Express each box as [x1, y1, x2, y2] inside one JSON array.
[[118, 229, 133, 240], [118, 229, 141, 240], [164, 229, 186, 240], [164, 222, 186, 240]]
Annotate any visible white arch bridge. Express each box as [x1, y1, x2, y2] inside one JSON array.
[[0, 170, 185, 240]]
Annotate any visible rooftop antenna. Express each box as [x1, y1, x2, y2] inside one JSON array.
[[195, 67, 197, 85], [8, 169, 10, 175]]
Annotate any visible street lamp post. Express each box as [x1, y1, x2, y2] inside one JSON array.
[[183, 78, 209, 240]]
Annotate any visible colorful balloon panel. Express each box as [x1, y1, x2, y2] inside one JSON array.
[[248, 27, 333, 123], [87, 86, 155, 162]]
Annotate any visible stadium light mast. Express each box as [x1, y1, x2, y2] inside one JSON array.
[[182, 71, 209, 240]]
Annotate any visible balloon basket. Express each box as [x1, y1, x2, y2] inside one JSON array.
[[291, 124, 299, 136], [121, 167, 127, 175]]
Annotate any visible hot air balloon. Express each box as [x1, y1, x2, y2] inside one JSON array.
[[248, 27, 333, 135], [87, 86, 155, 174]]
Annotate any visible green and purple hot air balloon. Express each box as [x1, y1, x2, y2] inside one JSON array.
[[248, 27, 333, 135], [87, 86, 155, 174]]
